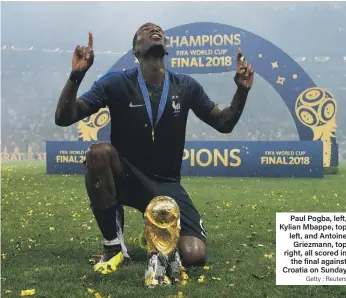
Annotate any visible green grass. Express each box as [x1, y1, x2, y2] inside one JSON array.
[[1, 161, 346, 298]]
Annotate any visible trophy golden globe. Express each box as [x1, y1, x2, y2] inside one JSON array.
[[144, 196, 183, 287]]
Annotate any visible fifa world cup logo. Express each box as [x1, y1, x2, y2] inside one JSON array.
[[295, 88, 337, 167], [77, 108, 110, 141]]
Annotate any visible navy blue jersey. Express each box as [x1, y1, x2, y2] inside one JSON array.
[[80, 67, 215, 180]]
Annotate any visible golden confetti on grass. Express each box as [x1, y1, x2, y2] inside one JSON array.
[[181, 270, 189, 281], [87, 288, 95, 293], [49, 227, 55, 231], [95, 292, 102, 298], [264, 253, 273, 259], [167, 292, 183, 298], [198, 275, 205, 283], [20, 289, 36, 296], [203, 266, 211, 270], [211, 277, 222, 281]]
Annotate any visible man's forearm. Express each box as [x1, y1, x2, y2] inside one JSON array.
[[214, 87, 249, 133], [55, 72, 84, 126]]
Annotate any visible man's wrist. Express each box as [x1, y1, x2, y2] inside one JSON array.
[[69, 71, 86, 86], [236, 85, 251, 94]]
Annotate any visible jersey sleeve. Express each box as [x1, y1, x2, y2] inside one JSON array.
[[188, 76, 216, 122], [79, 77, 108, 114]]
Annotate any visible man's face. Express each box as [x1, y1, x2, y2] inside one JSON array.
[[135, 23, 167, 58]]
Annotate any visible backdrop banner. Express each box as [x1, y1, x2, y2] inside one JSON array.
[[46, 141, 323, 178]]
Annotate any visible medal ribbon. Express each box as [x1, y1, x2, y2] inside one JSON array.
[[137, 66, 169, 141]]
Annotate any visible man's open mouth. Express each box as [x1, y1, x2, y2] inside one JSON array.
[[150, 33, 162, 40]]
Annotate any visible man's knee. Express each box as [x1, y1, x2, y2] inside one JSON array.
[[86, 143, 120, 173], [179, 236, 207, 267], [86, 143, 115, 164]]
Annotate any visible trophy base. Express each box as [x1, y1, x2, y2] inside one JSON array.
[[144, 250, 186, 288]]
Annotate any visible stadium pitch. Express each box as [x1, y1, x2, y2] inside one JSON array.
[[2, 161, 346, 298]]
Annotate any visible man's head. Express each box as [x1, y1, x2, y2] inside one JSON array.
[[132, 23, 168, 59]]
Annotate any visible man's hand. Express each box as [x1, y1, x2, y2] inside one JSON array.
[[234, 48, 254, 90], [56, 32, 95, 127], [72, 32, 94, 73]]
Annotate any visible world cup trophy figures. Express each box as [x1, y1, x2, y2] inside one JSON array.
[[144, 196, 184, 287]]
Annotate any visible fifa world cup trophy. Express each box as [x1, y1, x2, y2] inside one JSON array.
[[144, 196, 183, 287]]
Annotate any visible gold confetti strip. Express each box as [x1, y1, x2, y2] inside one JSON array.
[[20, 289, 36, 296]]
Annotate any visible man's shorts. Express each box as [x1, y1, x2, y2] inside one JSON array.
[[114, 158, 207, 243]]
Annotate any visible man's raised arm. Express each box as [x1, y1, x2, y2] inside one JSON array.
[[190, 49, 254, 134], [55, 32, 95, 127]]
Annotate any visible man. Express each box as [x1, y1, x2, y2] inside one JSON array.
[[55, 23, 254, 275]]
